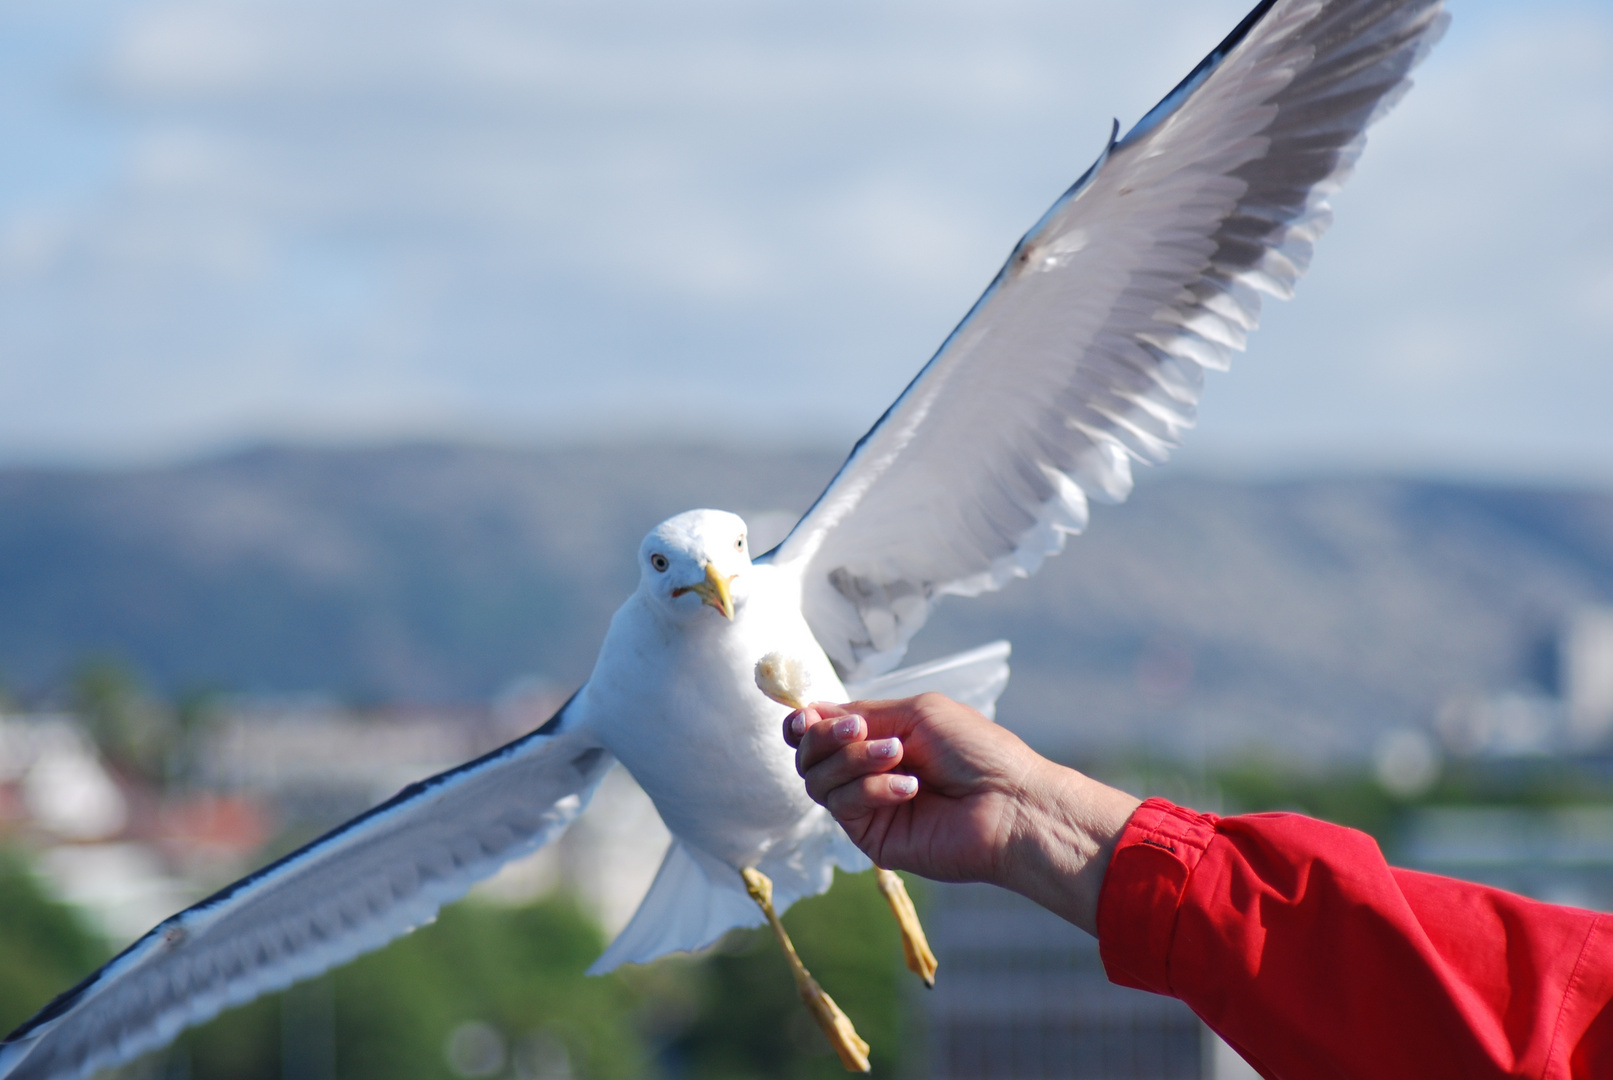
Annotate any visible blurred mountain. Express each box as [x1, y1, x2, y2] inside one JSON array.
[[3, 444, 1612, 761]]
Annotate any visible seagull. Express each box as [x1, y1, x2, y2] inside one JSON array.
[[1, 0, 1448, 1076]]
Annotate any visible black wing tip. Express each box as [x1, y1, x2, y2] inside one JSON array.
[[1120, 0, 1283, 147], [1122, 0, 1452, 149]]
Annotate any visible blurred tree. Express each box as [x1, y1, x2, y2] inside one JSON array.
[[1214, 762, 1400, 840], [5, 866, 916, 1080], [1206, 756, 1613, 854], [668, 868, 912, 1080], [332, 893, 648, 1080], [167, 687, 228, 792], [70, 658, 179, 783], [133, 893, 652, 1080], [0, 850, 109, 1037]]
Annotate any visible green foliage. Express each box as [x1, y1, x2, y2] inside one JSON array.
[[1213, 763, 1401, 840], [333, 893, 645, 1080], [666, 868, 912, 1080], [156, 894, 648, 1080], [179, 994, 282, 1080], [5, 865, 919, 1080], [1210, 756, 1613, 856], [1418, 757, 1613, 810], [0, 849, 109, 1037], [71, 657, 179, 782]]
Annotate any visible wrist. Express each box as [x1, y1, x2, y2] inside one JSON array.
[[1000, 760, 1142, 935]]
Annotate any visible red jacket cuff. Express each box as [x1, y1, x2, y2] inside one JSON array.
[[1096, 796, 1218, 995]]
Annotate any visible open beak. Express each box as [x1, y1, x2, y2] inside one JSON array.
[[683, 562, 735, 620]]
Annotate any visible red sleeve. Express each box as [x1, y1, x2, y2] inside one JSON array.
[[1096, 797, 1613, 1080]]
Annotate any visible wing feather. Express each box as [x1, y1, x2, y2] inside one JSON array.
[[767, 0, 1448, 681], [0, 702, 611, 1080]]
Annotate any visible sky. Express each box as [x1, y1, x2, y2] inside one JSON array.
[[0, 0, 1608, 482]]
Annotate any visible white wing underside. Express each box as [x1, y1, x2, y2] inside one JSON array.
[[846, 640, 1012, 720], [768, 0, 1449, 683], [589, 641, 1011, 973], [0, 713, 612, 1080]]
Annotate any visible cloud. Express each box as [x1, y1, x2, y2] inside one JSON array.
[[1176, 1, 1613, 481], [0, 0, 1607, 481]]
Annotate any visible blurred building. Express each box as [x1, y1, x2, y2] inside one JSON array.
[[922, 882, 1255, 1080], [1433, 688, 1565, 759], [5, 687, 671, 951], [193, 689, 669, 936], [1431, 604, 1613, 760], [194, 697, 512, 826], [0, 713, 127, 840], [1564, 606, 1613, 748], [0, 712, 267, 942]]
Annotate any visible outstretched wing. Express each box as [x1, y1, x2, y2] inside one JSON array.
[[766, 0, 1448, 681], [1, 701, 612, 1080]]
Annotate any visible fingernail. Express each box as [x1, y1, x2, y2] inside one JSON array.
[[869, 738, 900, 760], [891, 775, 918, 796], [789, 711, 806, 737], [832, 715, 862, 741]]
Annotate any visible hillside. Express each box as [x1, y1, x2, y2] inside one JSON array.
[[3, 444, 1612, 760]]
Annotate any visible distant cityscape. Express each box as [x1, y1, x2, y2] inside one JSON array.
[[6, 597, 1613, 940], [3, 600, 1613, 1079], [5, 444, 1613, 1079]]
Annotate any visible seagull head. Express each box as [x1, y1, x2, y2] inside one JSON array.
[[638, 509, 751, 622]]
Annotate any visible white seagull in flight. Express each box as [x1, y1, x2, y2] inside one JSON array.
[[1, 0, 1447, 1075]]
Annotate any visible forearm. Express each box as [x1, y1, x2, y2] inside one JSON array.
[[994, 759, 1142, 935]]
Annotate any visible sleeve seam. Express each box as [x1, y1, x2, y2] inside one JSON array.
[[1541, 913, 1601, 1078]]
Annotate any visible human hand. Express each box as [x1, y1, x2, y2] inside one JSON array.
[[785, 693, 1042, 885], [783, 693, 1140, 934]]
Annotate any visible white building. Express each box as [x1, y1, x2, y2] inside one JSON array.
[[1563, 606, 1613, 747]]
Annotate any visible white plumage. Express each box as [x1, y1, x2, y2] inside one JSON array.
[[1, 1, 1447, 1076]]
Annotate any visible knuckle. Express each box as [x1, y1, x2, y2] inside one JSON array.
[[823, 787, 855, 819]]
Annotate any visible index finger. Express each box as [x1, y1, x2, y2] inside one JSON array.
[[837, 697, 931, 740], [781, 701, 856, 748], [794, 710, 869, 774]]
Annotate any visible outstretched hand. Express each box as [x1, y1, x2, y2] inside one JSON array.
[[783, 693, 1140, 935], [784, 694, 1043, 884]]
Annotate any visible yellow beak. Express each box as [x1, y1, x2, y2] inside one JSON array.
[[685, 562, 735, 620]]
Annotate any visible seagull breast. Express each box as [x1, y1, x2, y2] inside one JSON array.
[[579, 559, 845, 869]]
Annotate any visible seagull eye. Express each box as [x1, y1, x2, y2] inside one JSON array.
[[736, 535, 745, 551], [651, 553, 670, 572]]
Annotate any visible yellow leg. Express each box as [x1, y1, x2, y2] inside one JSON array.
[[741, 867, 871, 1073], [875, 868, 938, 988]]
